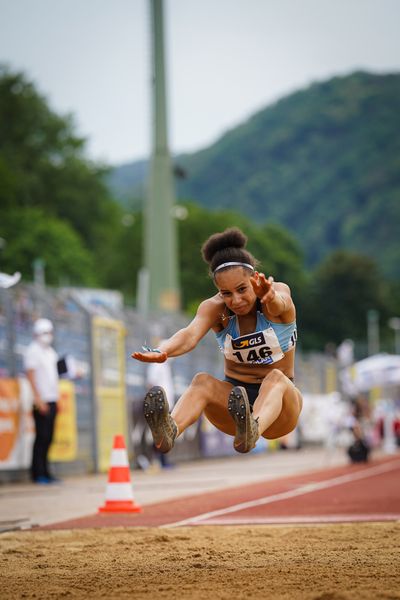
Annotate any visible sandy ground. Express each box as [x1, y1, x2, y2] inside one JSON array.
[[2, 522, 399, 599]]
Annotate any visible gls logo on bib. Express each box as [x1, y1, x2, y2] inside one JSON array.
[[232, 332, 265, 350], [223, 327, 285, 365]]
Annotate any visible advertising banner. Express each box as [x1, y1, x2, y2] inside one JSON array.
[[1, 377, 78, 470], [49, 380, 78, 462], [0, 378, 35, 469], [92, 317, 127, 472]]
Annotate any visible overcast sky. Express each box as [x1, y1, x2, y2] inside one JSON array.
[[1, 0, 399, 165]]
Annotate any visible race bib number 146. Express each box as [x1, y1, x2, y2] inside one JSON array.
[[225, 328, 284, 365]]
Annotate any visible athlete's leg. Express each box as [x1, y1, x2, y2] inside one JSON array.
[[144, 373, 235, 453], [253, 369, 303, 439], [172, 372, 235, 435], [228, 386, 260, 453], [144, 387, 178, 453]]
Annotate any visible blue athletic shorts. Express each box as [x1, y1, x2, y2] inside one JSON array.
[[224, 375, 261, 407]]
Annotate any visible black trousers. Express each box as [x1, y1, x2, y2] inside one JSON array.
[[31, 402, 57, 481]]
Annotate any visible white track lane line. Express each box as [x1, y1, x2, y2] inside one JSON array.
[[193, 514, 400, 525], [162, 459, 400, 528]]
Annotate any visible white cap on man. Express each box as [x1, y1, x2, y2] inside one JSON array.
[[33, 318, 54, 336]]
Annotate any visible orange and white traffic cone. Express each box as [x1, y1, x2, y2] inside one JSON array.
[[98, 434, 142, 513]]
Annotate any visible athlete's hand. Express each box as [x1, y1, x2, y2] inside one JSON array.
[[250, 272, 276, 305], [131, 350, 168, 363], [35, 400, 49, 415]]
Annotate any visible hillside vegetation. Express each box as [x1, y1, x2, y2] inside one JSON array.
[[110, 71, 400, 278], [1, 66, 398, 351]]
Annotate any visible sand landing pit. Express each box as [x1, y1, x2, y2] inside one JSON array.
[[1, 522, 399, 599]]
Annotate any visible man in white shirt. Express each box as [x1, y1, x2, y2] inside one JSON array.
[[24, 318, 60, 484]]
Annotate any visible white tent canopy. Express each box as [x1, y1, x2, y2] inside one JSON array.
[[341, 353, 400, 393], [0, 271, 21, 289]]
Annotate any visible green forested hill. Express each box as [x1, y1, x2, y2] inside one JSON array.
[[2, 66, 398, 349], [110, 71, 400, 278]]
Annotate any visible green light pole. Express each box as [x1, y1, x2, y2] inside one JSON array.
[[367, 309, 380, 356], [144, 0, 180, 312]]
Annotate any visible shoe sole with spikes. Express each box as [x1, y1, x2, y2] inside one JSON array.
[[228, 386, 259, 453], [143, 386, 177, 453]]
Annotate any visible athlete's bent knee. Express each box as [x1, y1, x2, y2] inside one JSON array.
[[191, 372, 215, 389], [261, 369, 287, 389]]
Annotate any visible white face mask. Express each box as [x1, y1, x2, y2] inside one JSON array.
[[38, 332, 53, 346]]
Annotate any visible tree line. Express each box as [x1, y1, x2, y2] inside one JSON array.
[[110, 72, 400, 281], [0, 66, 398, 355]]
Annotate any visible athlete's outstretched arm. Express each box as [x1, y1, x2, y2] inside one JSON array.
[[250, 273, 295, 318], [131, 299, 218, 363]]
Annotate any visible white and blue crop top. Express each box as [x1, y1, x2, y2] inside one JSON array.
[[215, 305, 297, 366]]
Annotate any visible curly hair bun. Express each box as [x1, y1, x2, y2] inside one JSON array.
[[201, 227, 247, 263]]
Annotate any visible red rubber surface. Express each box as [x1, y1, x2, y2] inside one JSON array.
[[41, 455, 400, 530]]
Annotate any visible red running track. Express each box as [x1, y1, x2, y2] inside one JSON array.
[[42, 455, 400, 530]]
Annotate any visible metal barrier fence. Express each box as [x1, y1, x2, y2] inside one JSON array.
[[0, 283, 343, 480], [0, 283, 226, 478], [0, 284, 95, 477]]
